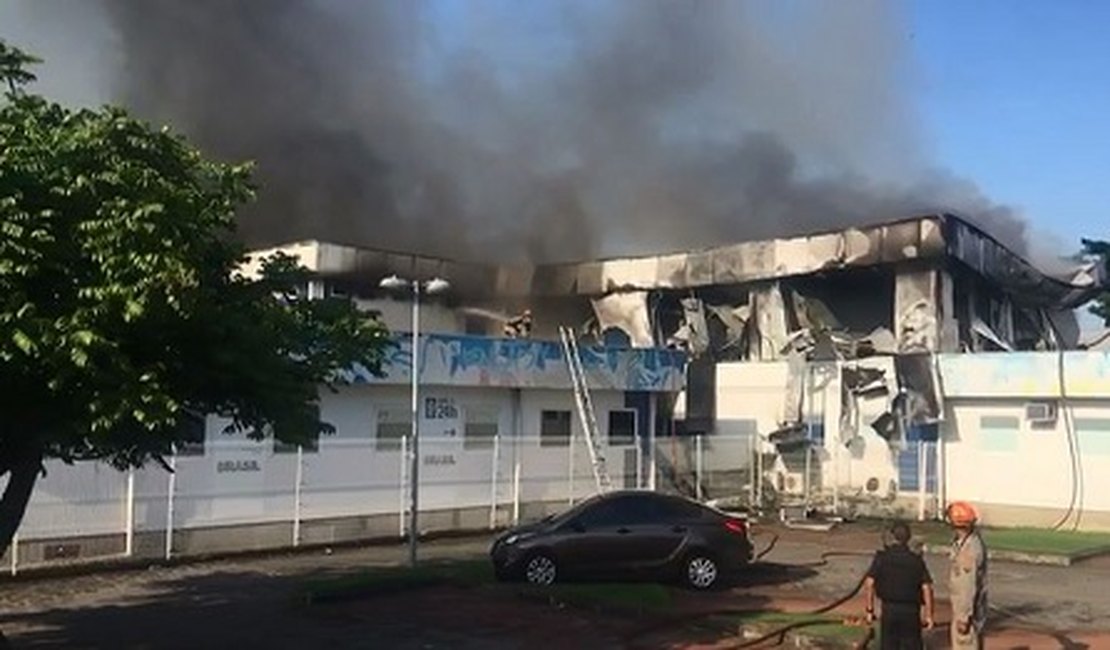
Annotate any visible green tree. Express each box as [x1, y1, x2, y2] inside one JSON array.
[[0, 41, 390, 556], [1082, 238, 1110, 325]]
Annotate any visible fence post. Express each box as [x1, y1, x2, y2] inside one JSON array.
[[695, 434, 704, 501], [125, 468, 135, 557], [567, 427, 576, 505], [756, 435, 764, 509], [635, 429, 644, 489], [512, 456, 521, 526], [917, 442, 927, 522], [293, 445, 304, 547], [10, 533, 17, 576], [647, 393, 657, 491], [165, 447, 176, 561], [832, 433, 840, 516], [488, 434, 500, 529], [399, 435, 408, 539], [748, 433, 756, 507], [936, 438, 945, 520]]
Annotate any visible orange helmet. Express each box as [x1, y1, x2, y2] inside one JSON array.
[[946, 501, 978, 527]]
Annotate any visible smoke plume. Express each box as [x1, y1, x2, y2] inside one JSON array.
[[4, 0, 1030, 263]]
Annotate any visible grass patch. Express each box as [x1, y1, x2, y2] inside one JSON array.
[[736, 612, 862, 642], [684, 612, 865, 647], [922, 527, 1110, 557], [302, 559, 494, 604], [518, 582, 673, 614]]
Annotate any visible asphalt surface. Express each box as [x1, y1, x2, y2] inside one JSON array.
[[0, 531, 1106, 648], [751, 533, 1110, 632]]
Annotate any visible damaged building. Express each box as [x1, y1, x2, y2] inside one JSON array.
[[250, 213, 1102, 427], [244, 213, 1110, 524]]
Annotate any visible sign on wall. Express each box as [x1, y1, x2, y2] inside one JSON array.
[[422, 395, 461, 467]]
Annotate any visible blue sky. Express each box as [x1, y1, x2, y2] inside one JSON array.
[[910, 1, 1110, 250]]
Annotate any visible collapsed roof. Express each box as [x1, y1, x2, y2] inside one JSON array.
[[246, 213, 1105, 311]]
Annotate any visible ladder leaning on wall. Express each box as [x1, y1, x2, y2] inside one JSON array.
[[558, 326, 613, 494]]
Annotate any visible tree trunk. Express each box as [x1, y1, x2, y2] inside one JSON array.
[[0, 444, 42, 560]]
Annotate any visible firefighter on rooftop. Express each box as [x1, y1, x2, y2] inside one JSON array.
[[504, 309, 532, 338], [947, 501, 988, 649]]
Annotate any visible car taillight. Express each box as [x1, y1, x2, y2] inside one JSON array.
[[723, 519, 747, 535]]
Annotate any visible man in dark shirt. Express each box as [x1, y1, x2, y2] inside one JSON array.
[[863, 522, 936, 650]]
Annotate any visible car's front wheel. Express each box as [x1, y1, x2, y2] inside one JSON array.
[[683, 552, 719, 590], [523, 552, 558, 586]]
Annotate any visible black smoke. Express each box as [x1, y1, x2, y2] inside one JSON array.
[[5, 0, 1030, 262]]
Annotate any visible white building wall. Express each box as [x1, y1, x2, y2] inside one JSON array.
[[943, 398, 1110, 529], [937, 352, 1110, 528], [943, 399, 1076, 513], [716, 361, 898, 496], [100, 383, 637, 536]]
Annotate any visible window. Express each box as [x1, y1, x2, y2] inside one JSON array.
[[575, 495, 658, 528], [464, 405, 499, 449], [376, 407, 411, 451], [655, 496, 706, 521], [806, 419, 825, 444], [175, 410, 207, 457], [540, 410, 571, 447], [978, 415, 1020, 453], [1076, 419, 1110, 456], [608, 410, 636, 447]]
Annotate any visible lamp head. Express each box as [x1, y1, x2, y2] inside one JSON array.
[[379, 275, 410, 290]]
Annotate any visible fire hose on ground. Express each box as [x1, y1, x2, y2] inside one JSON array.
[[625, 531, 945, 649], [729, 533, 876, 649]]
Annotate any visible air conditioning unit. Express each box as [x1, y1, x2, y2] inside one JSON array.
[[1024, 401, 1058, 424]]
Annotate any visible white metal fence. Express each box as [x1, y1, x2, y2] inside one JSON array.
[[1, 432, 755, 573], [2, 432, 943, 574]]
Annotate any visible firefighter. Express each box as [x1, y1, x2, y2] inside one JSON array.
[[503, 309, 532, 338], [947, 501, 988, 649], [863, 521, 935, 650]]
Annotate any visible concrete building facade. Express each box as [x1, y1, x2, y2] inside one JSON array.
[[6, 212, 1110, 574]]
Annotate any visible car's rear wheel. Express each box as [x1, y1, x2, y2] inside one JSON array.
[[523, 552, 558, 586], [684, 552, 719, 590]]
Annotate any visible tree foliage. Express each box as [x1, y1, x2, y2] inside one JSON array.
[[1082, 238, 1110, 325], [0, 40, 390, 553]]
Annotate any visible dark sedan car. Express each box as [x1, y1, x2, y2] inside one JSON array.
[[490, 490, 752, 590]]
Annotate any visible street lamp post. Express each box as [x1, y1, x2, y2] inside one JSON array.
[[379, 274, 450, 567]]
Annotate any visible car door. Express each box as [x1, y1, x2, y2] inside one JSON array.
[[643, 496, 704, 567], [548, 497, 627, 576], [597, 494, 685, 573]]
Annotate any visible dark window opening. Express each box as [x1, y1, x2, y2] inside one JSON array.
[[541, 410, 572, 447], [608, 410, 636, 446]]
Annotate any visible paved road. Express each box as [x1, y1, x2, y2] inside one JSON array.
[[750, 533, 1110, 633], [0, 532, 1105, 647]]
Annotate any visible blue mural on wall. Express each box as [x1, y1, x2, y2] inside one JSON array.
[[938, 351, 1110, 398], [347, 333, 686, 392]]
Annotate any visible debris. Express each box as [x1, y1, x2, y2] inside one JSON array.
[[679, 297, 710, 357], [590, 291, 653, 347], [971, 316, 1014, 351], [894, 353, 943, 424]]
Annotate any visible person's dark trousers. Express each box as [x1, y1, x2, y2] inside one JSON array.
[[880, 602, 924, 650]]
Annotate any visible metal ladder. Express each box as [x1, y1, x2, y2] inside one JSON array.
[[558, 326, 613, 493]]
